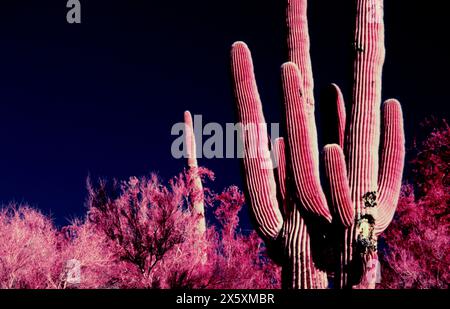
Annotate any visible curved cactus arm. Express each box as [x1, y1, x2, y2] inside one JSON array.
[[320, 83, 346, 149], [281, 62, 332, 222], [287, 0, 314, 106], [330, 84, 347, 149], [286, 0, 320, 170], [347, 0, 386, 216], [323, 144, 354, 227], [231, 42, 284, 240], [274, 137, 288, 216], [375, 99, 405, 235], [184, 111, 206, 234]]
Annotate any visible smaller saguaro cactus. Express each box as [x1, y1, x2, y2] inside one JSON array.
[[184, 111, 206, 234], [230, 0, 405, 288]]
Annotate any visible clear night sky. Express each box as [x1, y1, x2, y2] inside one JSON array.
[[0, 1, 448, 227]]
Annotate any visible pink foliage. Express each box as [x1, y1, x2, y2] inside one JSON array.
[[58, 222, 116, 288], [86, 169, 280, 288], [210, 186, 281, 289], [0, 206, 116, 289], [0, 169, 280, 289], [0, 206, 58, 288], [379, 121, 450, 289], [86, 171, 212, 288]]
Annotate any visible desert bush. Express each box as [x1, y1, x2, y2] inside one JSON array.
[[379, 121, 449, 289]]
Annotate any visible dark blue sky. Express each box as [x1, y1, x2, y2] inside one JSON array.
[[0, 1, 448, 226]]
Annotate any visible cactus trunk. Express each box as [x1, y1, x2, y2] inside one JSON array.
[[184, 111, 206, 234]]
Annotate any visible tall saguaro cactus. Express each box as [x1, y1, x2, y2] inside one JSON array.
[[230, 0, 405, 288], [184, 111, 206, 234]]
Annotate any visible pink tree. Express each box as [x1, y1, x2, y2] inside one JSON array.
[[0, 206, 58, 288], [58, 221, 117, 288], [86, 166, 280, 288], [86, 170, 213, 288], [0, 168, 280, 289], [210, 186, 281, 289], [0, 205, 116, 289], [379, 121, 450, 289]]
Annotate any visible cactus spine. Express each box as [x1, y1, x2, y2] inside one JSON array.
[[230, 0, 405, 288]]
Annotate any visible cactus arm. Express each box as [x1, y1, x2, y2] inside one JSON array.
[[274, 137, 288, 216], [184, 111, 199, 168], [347, 0, 386, 216], [286, 0, 320, 169], [375, 99, 405, 235], [323, 144, 354, 227], [281, 62, 332, 222], [184, 111, 206, 234], [231, 42, 284, 240], [287, 0, 314, 107], [321, 83, 346, 149], [330, 84, 347, 149]]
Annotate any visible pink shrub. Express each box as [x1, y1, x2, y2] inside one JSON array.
[[0, 205, 118, 289], [0, 206, 58, 288], [0, 169, 280, 289], [86, 171, 212, 288], [58, 222, 117, 288], [379, 121, 450, 289], [84, 168, 280, 288], [208, 186, 281, 289]]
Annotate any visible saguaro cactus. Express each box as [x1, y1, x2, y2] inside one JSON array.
[[230, 0, 405, 288], [184, 111, 206, 234]]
